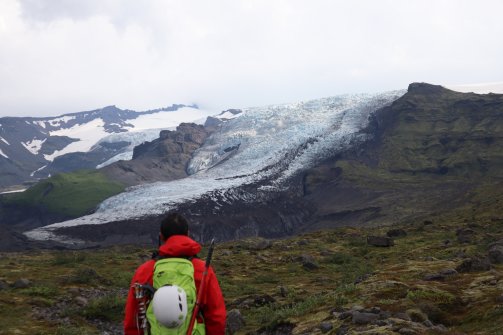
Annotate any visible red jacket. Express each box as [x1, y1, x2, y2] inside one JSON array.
[[124, 235, 227, 335]]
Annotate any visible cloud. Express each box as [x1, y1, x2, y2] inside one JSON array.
[[0, 0, 502, 117]]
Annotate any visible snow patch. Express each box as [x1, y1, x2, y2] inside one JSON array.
[[0, 188, 26, 194], [48, 116, 76, 127], [30, 165, 47, 177], [126, 107, 214, 131], [22, 138, 47, 155], [34, 120, 47, 129], [0, 148, 8, 159], [44, 118, 108, 161]]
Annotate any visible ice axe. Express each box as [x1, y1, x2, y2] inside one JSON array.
[[186, 238, 216, 335]]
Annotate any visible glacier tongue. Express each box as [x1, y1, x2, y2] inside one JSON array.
[[25, 90, 405, 242]]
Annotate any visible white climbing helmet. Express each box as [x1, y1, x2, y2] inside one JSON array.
[[151, 285, 188, 328]]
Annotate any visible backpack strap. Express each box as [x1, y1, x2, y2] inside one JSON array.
[[152, 254, 195, 261]]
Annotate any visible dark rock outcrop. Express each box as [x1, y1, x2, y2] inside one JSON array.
[[101, 123, 210, 186]]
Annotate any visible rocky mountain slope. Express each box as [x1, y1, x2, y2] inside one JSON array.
[[0, 122, 216, 250], [101, 123, 211, 186], [0, 104, 207, 189], [36, 83, 503, 247]]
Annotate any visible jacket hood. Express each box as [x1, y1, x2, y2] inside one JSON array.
[[158, 235, 202, 257]]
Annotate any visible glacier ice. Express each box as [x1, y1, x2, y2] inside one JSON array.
[[26, 90, 405, 241]]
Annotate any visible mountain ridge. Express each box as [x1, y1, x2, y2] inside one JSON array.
[[0, 104, 206, 188], [37, 83, 503, 247]]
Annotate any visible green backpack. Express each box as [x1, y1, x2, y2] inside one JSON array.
[[146, 258, 206, 335]]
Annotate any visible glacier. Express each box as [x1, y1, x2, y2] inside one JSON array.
[[25, 90, 405, 242]]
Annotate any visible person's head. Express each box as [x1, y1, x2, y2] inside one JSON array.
[[159, 212, 189, 241]]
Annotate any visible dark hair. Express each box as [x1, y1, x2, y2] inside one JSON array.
[[160, 212, 189, 239]]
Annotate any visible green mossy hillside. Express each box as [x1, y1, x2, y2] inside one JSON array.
[[2, 170, 124, 217], [378, 85, 503, 177]]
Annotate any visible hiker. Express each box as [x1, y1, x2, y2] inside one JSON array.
[[124, 212, 227, 334]]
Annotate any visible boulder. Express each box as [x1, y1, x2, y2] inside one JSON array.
[[352, 311, 379, 324], [387, 229, 407, 238], [338, 311, 353, 320], [456, 257, 491, 273], [12, 278, 31, 289], [221, 250, 233, 256], [423, 320, 434, 327], [423, 268, 457, 281], [363, 306, 381, 314], [257, 322, 295, 335], [233, 294, 276, 309], [423, 273, 445, 281], [367, 236, 394, 247], [354, 273, 372, 284], [244, 238, 273, 251], [335, 325, 349, 335], [226, 309, 245, 335], [431, 324, 448, 333], [394, 312, 411, 321], [319, 322, 333, 333], [278, 286, 289, 297], [439, 268, 458, 276], [456, 228, 476, 244], [488, 245, 503, 264], [299, 254, 319, 270], [74, 296, 88, 306]]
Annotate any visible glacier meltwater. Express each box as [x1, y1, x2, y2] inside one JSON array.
[[25, 90, 405, 242]]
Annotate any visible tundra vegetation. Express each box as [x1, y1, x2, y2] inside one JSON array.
[[1, 205, 502, 334]]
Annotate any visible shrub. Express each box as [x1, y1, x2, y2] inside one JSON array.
[[62, 268, 101, 285], [406, 289, 454, 304], [81, 294, 126, 322], [52, 252, 87, 266], [325, 252, 354, 265], [20, 285, 58, 298]]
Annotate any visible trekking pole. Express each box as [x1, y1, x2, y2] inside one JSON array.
[[186, 239, 216, 335]]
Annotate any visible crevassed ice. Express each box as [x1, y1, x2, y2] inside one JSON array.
[[26, 90, 405, 241]]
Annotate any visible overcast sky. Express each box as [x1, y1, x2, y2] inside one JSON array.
[[0, 0, 502, 117]]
